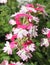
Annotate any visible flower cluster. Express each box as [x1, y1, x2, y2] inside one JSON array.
[[0, 60, 24, 65], [3, 3, 50, 63], [41, 28, 50, 47]]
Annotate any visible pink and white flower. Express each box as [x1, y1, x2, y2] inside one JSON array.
[[5, 33, 12, 40], [24, 43, 35, 52], [0, 60, 8, 65], [0, 60, 25, 65], [9, 19, 16, 25], [12, 28, 28, 39], [41, 38, 49, 47], [32, 16, 39, 23], [29, 25, 38, 38], [6, 33, 17, 41], [3, 41, 12, 55], [15, 13, 33, 24], [20, 4, 37, 13], [10, 41, 17, 49], [42, 28, 50, 38], [36, 3, 48, 15], [17, 49, 32, 61], [22, 40, 35, 52], [25, 4, 37, 13], [27, 43, 35, 52]]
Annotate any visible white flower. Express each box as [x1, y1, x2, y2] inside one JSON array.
[[25, 43, 35, 52], [17, 49, 32, 61], [20, 6, 28, 13], [3, 41, 12, 54], [20, 5, 37, 13], [10, 62, 24, 65], [28, 43, 35, 52], [29, 26, 38, 38], [12, 28, 28, 39], [42, 28, 50, 35], [32, 16, 39, 23], [26, 7, 37, 13], [5, 33, 12, 40], [41, 38, 49, 47], [11, 12, 22, 17], [9, 19, 16, 25], [0, 0, 7, 4]]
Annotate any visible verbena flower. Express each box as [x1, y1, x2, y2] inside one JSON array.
[[0, 60, 8, 65], [9, 19, 16, 25], [20, 5, 37, 13], [29, 25, 38, 38], [0, 60, 25, 65], [17, 49, 32, 61], [41, 38, 49, 47], [12, 28, 28, 39], [42, 28, 50, 38], [5, 33, 12, 40], [3, 41, 12, 55], [3, 3, 49, 63]]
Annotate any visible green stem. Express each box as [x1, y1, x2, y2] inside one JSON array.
[[23, 17, 26, 24]]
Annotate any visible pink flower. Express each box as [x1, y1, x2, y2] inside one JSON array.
[[22, 40, 32, 48], [17, 23, 33, 29], [11, 34, 17, 41], [26, 4, 34, 8], [36, 7, 44, 12], [0, 60, 8, 65], [9, 19, 16, 25], [36, 3, 48, 15], [5, 33, 17, 41], [17, 24, 27, 29], [9, 64, 15, 65], [25, 4, 37, 13], [15, 13, 33, 25], [42, 28, 50, 38], [47, 31, 50, 38], [23, 40, 35, 52], [36, 3, 45, 12], [10, 41, 17, 49]]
